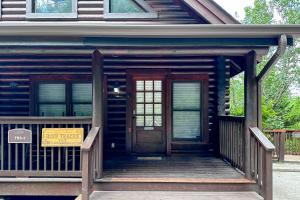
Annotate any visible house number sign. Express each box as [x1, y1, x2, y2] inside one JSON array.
[[42, 128, 84, 147], [8, 129, 32, 144]]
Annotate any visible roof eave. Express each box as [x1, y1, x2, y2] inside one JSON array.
[[0, 23, 299, 41]]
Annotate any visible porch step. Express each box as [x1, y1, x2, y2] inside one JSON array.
[[89, 191, 263, 200]]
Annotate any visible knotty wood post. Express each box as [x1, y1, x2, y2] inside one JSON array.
[[216, 56, 226, 154], [92, 50, 104, 178], [81, 151, 90, 200], [262, 150, 273, 200], [244, 51, 258, 179], [279, 132, 286, 162]]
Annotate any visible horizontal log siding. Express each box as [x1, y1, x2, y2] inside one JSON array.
[[0, 55, 229, 154], [0, 0, 200, 23]]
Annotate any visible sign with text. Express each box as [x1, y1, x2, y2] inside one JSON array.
[[8, 129, 32, 144], [42, 128, 84, 147]]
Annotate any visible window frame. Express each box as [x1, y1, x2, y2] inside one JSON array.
[[104, 0, 158, 20], [36, 81, 68, 116], [30, 75, 92, 116], [26, 0, 78, 19], [172, 80, 203, 141], [167, 74, 209, 144]]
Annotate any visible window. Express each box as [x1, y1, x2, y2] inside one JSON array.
[[104, 0, 157, 19], [36, 82, 92, 116], [172, 82, 202, 140], [26, 0, 77, 19], [135, 80, 162, 127]]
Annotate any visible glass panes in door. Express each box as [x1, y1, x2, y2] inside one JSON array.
[[135, 80, 162, 127]]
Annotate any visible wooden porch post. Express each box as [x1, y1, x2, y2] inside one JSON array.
[[92, 50, 104, 178], [216, 56, 226, 154], [244, 51, 258, 179]]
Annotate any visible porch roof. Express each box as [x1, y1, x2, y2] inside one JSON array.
[[0, 23, 299, 42]]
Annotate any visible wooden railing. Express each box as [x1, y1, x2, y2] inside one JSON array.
[[219, 115, 245, 172], [81, 127, 102, 200], [249, 127, 275, 200], [0, 117, 92, 177], [265, 130, 300, 161]]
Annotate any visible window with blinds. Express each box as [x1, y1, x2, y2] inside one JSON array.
[[38, 83, 66, 116], [172, 82, 202, 140], [37, 82, 92, 116], [72, 83, 92, 116]]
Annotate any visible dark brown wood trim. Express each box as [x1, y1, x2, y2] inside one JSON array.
[[29, 75, 92, 116], [167, 73, 210, 145], [126, 73, 133, 154]]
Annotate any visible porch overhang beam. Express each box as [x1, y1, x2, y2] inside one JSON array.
[[0, 23, 299, 39]]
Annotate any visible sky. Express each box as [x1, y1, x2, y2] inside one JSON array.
[[214, 0, 255, 20]]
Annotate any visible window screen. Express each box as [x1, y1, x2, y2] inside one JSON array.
[[110, 0, 145, 13], [172, 82, 202, 140], [38, 83, 66, 116], [72, 83, 92, 116]]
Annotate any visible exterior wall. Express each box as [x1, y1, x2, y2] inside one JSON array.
[[0, 0, 203, 23], [0, 55, 230, 154]]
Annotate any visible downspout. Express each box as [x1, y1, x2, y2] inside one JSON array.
[[256, 34, 288, 129]]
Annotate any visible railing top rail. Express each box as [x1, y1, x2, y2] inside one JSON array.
[[264, 129, 300, 133], [218, 115, 245, 121], [0, 116, 92, 124], [81, 127, 100, 152], [250, 127, 275, 151]]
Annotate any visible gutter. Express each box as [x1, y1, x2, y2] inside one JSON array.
[[257, 35, 288, 129], [0, 23, 299, 38]]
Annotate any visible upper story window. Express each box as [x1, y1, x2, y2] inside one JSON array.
[[26, 0, 77, 19], [104, 0, 158, 19]]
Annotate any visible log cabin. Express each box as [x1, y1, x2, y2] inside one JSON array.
[[0, 0, 299, 199]]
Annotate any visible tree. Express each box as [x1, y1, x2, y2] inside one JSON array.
[[230, 0, 300, 129]]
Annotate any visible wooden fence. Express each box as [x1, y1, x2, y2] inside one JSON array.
[[0, 117, 92, 177], [265, 130, 300, 161]]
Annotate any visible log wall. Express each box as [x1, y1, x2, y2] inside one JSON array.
[[0, 54, 230, 154]]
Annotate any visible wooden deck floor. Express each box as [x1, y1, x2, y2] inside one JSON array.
[[90, 191, 263, 200], [102, 156, 244, 180]]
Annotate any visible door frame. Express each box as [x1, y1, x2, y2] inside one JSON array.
[[126, 69, 170, 154]]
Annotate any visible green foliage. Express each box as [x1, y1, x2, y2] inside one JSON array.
[[244, 0, 273, 24], [229, 0, 300, 130]]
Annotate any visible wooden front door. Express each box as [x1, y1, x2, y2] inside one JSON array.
[[131, 75, 166, 154]]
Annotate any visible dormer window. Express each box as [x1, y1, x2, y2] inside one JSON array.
[[104, 0, 158, 19], [26, 0, 77, 19]]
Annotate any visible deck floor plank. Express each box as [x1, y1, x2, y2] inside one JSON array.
[[103, 156, 244, 179]]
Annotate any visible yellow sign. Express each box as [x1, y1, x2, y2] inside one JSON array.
[[42, 128, 84, 147]]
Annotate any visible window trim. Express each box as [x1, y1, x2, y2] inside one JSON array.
[[30, 75, 91, 116], [167, 74, 209, 144], [104, 0, 158, 20], [0, 0, 2, 19], [172, 81, 203, 141], [26, 0, 78, 19]]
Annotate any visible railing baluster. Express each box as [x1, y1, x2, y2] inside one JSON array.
[[0, 117, 91, 178], [8, 124, 11, 170], [1, 125, 3, 170], [22, 124, 26, 170], [29, 124, 33, 171], [37, 124, 40, 171]]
